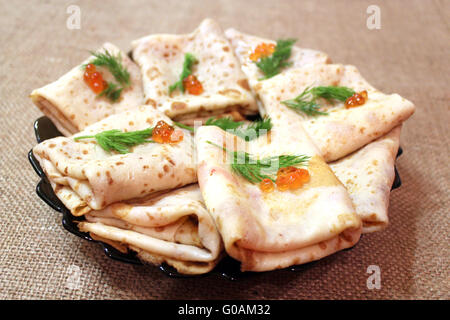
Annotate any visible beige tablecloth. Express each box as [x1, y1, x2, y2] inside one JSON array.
[[0, 0, 448, 299]]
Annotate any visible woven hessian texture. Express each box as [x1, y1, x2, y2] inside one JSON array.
[[0, 0, 448, 299]]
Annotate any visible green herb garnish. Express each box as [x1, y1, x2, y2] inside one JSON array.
[[87, 50, 130, 87], [173, 121, 195, 132], [82, 49, 131, 102], [169, 53, 198, 94], [74, 127, 154, 154], [174, 117, 273, 141], [204, 117, 244, 130], [230, 117, 272, 141], [207, 141, 309, 183], [281, 85, 355, 116], [255, 39, 296, 80], [97, 82, 123, 102]]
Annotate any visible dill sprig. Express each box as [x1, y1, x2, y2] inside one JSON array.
[[204, 117, 244, 130], [74, 127, 154, 154], [205, 117, 273, 140], [97, 82, 123, 102], [256, 39, 296, 80], [232, 117, 272, 141], [87, 50, 130, 87], [169, 53, 198, 94], [82, 49, 131, 102], [174, 117, 273, 141], [172, 121, 195, 132], [281, 85, 355, 116], [207, 141, 309, 183]]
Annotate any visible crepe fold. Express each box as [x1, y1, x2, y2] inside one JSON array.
[[256, 64, 414, 161], [195, 110, 362, 272], [78, 184, 223, 274], [225, 29, 415, 162], [131, 19, 258, 121], [30, 43, 144, 136], [225, 28, 331, 93], [32, 106, 197, 216], [330, 125, 402, 233]]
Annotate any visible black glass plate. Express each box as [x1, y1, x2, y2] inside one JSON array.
[[28, 116, 402, 280]]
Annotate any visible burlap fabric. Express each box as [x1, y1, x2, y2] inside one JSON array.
[[0, 0, 448, 299]]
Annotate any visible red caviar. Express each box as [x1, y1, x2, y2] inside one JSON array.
[[260, 178, 275, 193], [275, 167, 310, 191], [250, 43, 276, 62], [152, 120, 183, 144], [84, 64, 106, 94], [85, 63, 96, 73], [345, 90, 368, 108], [183, 74, 203, 95]]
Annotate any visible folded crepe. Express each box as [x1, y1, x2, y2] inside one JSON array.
[[131, 19, 258, 121], [225, 29, 415, 161], [30, 43, 144, 136], [195, 110, 362, 272], [225, 28, 331, 92], [330, 125, 402, 233], [78, 184, 223, 275], [255, 64, 414, 161], [32, 106, 196, 216]]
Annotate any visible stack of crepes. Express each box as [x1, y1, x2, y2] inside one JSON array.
[[31, 19, 415, 275]]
